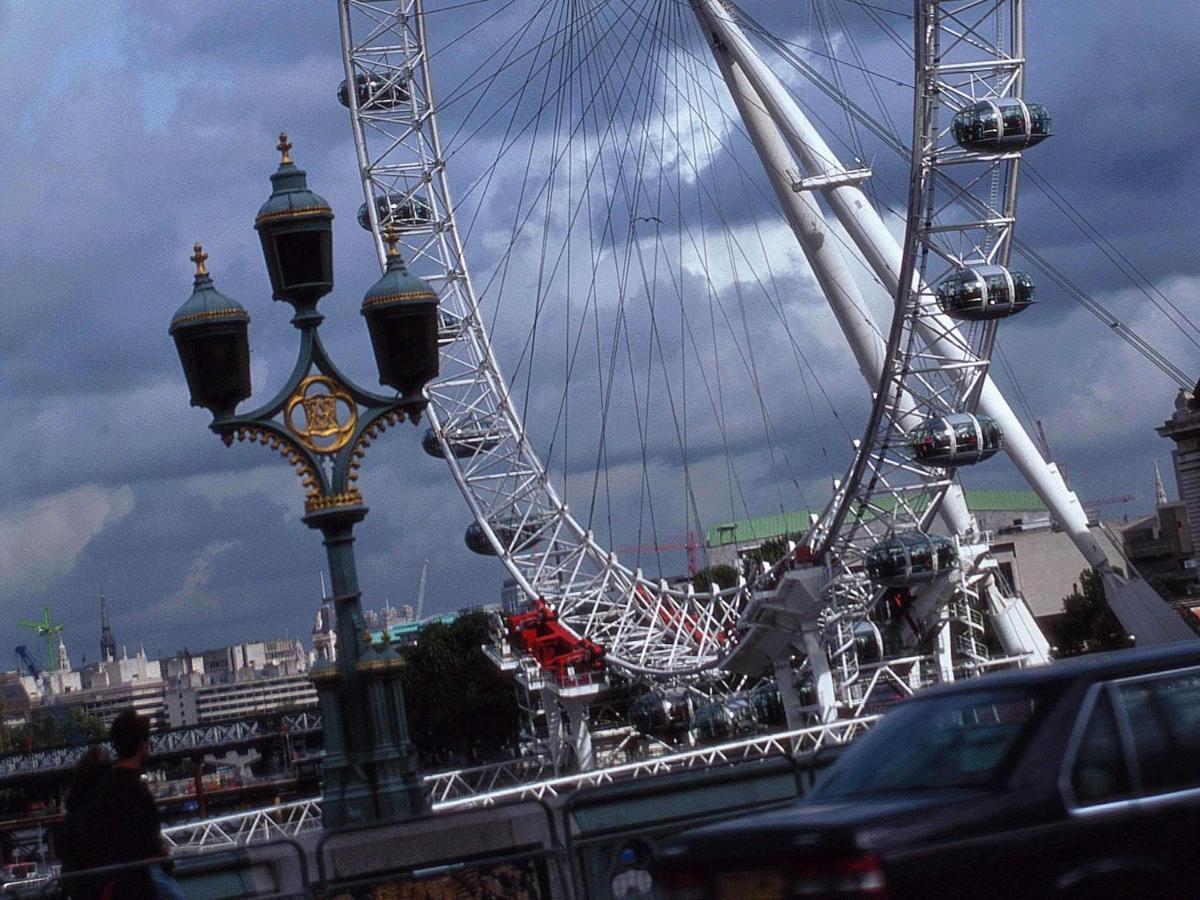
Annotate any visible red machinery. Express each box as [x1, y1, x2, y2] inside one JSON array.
[[505, 599, 605, 684]]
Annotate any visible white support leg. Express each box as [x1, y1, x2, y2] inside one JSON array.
[[691, 0, 1101, 565], [541, 688, 566, 774], [772, 659, 806, 731], [936, 613, 955, 685], [695, 0, 1195, 648], [984, 579, 1052, 664], [564, 698, 595, 772], [802, 631, 837, 723]]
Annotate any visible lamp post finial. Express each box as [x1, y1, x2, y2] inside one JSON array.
[[190, 242, 209, 277], [277, 131, 293, 165]]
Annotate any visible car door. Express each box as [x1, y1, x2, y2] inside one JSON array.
[[1053, 666, 1200, 897]]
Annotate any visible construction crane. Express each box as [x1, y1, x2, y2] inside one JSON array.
[[415, 559, 429, 621], [18, 607, 64, 673], [15, 646, 41, 679], [618, 533, 701, 576], [1082, 494, 1136, 511]]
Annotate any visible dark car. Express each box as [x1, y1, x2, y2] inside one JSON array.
[[653, 641, 1200, 899]]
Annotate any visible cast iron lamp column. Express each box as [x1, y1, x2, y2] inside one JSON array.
[[169, 134, 440, 827]]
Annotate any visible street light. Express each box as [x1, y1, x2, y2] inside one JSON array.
[[169, 133, 438, 826]]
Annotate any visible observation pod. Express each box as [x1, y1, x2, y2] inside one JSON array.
[[691, 697, 756, 743], [935, 265, 1034, 321], [952, 98, 1052, 152], [337, 73, 409, 110], [864, 532, 957, 588], [907, 412, 1004, 467], [749, 681, 784, 727], [422, 427, 503, 459], [465, 519, 544, 556], [438, 312, 465, 347], [357, 194, 434, 232], [630, 690, 692, 736]]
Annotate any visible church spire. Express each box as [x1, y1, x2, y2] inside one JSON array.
[[1154, 459, 1169, 507], [99, 586, 117, 663]]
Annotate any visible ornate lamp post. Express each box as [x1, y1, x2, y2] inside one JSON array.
[[169, 134, 439, 826]]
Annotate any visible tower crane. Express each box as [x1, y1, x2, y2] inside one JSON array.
[[18, 607, 64, 673], [15, 646, 41, 679], [618, 534, 701, 577]]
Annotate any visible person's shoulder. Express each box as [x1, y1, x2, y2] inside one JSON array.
[[99, 765, 149, 797]]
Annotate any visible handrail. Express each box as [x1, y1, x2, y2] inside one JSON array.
[[163, 716, 878, 851]]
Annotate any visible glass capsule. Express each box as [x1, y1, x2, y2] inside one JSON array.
[[935, 265, 1034, 321], [952, 98, 1052, 151], [864, 532, 957, 588], [907, 412, 1004, 467]]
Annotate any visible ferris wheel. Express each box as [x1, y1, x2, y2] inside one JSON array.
[[334, 0, 1190, 703]]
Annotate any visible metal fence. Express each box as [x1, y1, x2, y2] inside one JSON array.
[[163, 716, 877, 851], [0, 712, 322, 779]]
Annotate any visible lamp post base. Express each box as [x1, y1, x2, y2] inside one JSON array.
[[307, 504, 425, 825]]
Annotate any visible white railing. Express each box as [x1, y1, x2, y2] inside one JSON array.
[[424, 756, 556, 804], [163, 716, 878, 850], [163, 797, 323, 851], [432, 715, 878, 811]]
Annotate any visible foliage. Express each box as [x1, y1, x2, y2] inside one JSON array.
[[399, 610, 520, 766], [1053, 569, 1130, 657], [691, 564, 738, 594], [739, 534, 802, 576], [3, 706, 107, 752]]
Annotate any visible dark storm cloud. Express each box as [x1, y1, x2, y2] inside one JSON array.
[[1, 1, 1197, 662], [35, 481, 317, 660]]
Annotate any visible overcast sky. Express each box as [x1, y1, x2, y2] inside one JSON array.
[[2, 1, 1198, 668]]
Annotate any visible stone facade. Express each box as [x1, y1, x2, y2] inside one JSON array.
[[1157, 384, 1200, 552]]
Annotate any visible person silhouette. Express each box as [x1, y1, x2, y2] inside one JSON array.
[[85, 709, 178, 900]]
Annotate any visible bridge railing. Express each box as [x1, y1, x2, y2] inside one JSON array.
[[163, 716, 878, 852], [432, 715, 878, 811], [163, 798, 323, 852], [0, 712, 323, 779], [423, 754, 556, 804]]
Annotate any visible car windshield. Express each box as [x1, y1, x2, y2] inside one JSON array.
[[812, 686, 1049, 797]]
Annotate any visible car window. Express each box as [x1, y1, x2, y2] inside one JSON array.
[[1069, 692, 1132, 805], [812, 687, 1044, 797], [1113, 669, 1200, 796]]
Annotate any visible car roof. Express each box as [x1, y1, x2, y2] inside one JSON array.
[[916, 640, 1200, 698]]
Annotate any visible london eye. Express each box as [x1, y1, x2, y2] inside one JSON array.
[[335, 0, 1195, 726]]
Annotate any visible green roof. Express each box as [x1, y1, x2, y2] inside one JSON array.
[[960, 490, 1048, 512], [706, 490, 1047, 546], [707, 512, 813, 547]]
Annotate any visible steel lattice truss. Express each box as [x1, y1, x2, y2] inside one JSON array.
[[163, 797, 324, 851], [337, 0, 1037, 683], [162, 715, 878, 851], [798, 0, 1033, 691], [0, 712, 322, 779], [338, 0, 749, 676]]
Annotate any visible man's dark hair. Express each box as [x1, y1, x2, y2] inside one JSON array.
[[110, 709, 151, 760]]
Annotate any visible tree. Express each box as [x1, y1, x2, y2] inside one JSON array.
[[399, 610, 520, 765], [4, 706, 106, 751], [691, 564, 738, 594], [1053, 569, 1130, 657], [738, 534, 803, 576]]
